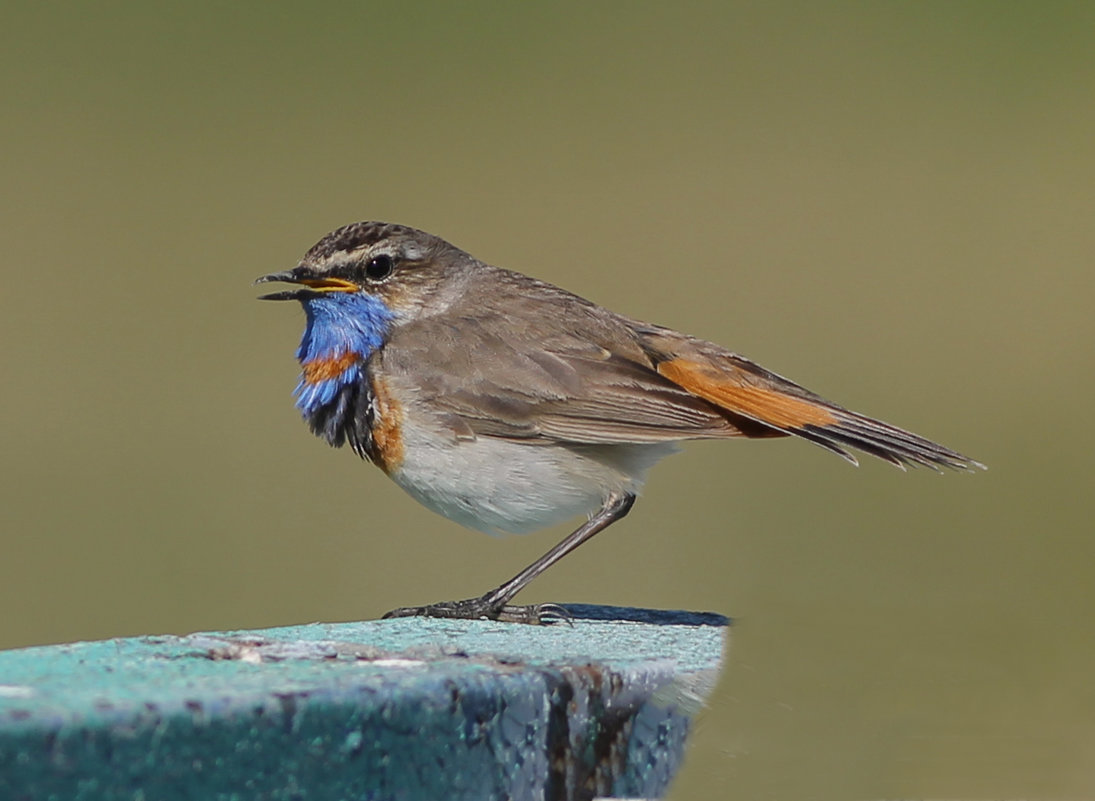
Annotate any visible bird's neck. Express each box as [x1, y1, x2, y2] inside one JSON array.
[[293, 293, 395, 420]]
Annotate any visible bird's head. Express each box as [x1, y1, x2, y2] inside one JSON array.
[[256, 221, 468, 429], [257, 220, 467, 310]]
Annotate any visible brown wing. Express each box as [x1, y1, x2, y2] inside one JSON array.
[[380, 266, 982, 471], [380, 312, 762, 444]]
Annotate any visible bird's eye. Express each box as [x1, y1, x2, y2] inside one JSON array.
[[364, 254, 394, 281]]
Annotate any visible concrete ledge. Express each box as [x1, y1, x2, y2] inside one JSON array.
[[0, 604, 729, 801]]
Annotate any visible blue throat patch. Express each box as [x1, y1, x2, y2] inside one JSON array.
[[293, 292, 396, 418]]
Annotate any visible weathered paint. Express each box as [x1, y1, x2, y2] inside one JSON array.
[[0, 605, 728, 801]]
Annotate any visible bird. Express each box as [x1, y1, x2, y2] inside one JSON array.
[[257, 221, 984, 624]]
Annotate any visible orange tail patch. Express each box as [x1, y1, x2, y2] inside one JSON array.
[[657, 358, 838, 430], [657, 356, 983, 471]]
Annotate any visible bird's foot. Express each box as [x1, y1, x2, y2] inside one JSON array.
[[382, 595, 571, 625]]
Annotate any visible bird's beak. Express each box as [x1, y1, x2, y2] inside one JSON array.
[[254, 269, 359, 301]]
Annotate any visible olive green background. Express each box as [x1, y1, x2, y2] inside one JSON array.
[[2, 3, 1092, 798]]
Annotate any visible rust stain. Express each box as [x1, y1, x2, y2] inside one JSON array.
[[658, 358, 838, 429]]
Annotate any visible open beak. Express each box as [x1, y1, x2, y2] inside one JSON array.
[[254, 269, 359, 301]]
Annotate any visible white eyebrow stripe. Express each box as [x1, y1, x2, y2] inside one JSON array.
[[310, 241, 425, 271]]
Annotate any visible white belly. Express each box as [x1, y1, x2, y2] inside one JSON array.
[[388, 420, 678, 535]]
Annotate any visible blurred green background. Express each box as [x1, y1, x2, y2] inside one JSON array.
[[2, 2, 1093, 798]]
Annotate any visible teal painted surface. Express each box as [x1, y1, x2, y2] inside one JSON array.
[[0, 605, 728, 801]]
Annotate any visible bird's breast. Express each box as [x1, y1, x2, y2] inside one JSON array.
[[293, 349, 405, 472], [384, 406, 678, 536]]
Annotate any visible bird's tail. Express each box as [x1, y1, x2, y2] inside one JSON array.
[[640, 328, 984, 472]]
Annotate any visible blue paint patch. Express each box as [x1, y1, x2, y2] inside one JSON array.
[[292, 292, 396, 418]]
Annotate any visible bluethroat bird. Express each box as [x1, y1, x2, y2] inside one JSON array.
[[257, 222, 983, 624]]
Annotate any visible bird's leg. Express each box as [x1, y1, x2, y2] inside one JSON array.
[[382, 492, 636, 624]]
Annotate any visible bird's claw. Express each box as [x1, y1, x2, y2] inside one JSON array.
[[382, 597, 572, 625]]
